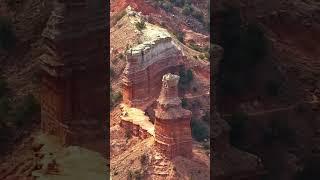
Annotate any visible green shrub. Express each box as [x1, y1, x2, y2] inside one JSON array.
[[118, 53, 124, 59], [192, 9, 204, 22], [185, 0, 192, 5], [202, 112, 210, 123], [135, 20, 146, 31], [111, 90, 123, 107], [182, 4, 193, 15], [0, 17, 16, 51], [175, 31, 185, 43], [189, 42, 202, 52], [191, 118, 209, 141], [178, 68, 193, 91], [173, 0, 185, 7], [13, 94, 40, 127], [199, 54, 205, 60], [204, 52, 209, 60], [162, 1, 173, 12], [181, 98, 188, 108]]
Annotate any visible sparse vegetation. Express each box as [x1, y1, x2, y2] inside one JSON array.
[[204, 52, 209, 60], [192, 9, 204, 22], [111, 90, 123, 108], [199, 54, 205, 60], [178, 68, 193, 91], [118, 53, 125, 60], [135, 20, 146, 31], [175, 31, 185, 43], [189, 42, 202, 52], [182, 4, 193, 15], [191, 118, 209, 141], [181, 98, 188, 108], [173, 0, 185, 7], [202, 112, 210, 123], [0, 16, 16, 51], [161, 1, 173, 12]]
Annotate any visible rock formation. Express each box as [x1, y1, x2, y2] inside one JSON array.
[[39, 0, 107, 146], [154, 73, 193, 159], [122, 35, 184, 110], [120, 104, 155, 139]]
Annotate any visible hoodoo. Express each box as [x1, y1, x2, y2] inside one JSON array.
[[154, 73, 193, 159]]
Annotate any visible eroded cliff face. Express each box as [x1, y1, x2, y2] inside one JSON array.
[[39, 0, 107, 149], [113, 73, 208, 179], [122, 10, 185, 110]]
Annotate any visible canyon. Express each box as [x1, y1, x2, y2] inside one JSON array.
[[0, 0, 108, 179], [110, 5, 210, 179]]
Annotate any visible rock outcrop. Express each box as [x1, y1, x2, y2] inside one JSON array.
[[120, 104, 155, 139], [39, 0, 107, 147], [154, 73, 193, 159], [122, 31, 184, 110]]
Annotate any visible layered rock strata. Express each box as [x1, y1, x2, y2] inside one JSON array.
[[122, 36, 184, 110], [154, 73, 193, 159], [119, 104, 155, 139], [39, 0, 107, 146]]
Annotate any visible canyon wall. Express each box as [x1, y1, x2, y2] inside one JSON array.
[[39, 0, 107, 147], [122, 36, 184, 110]]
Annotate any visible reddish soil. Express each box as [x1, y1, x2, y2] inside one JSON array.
[[111, 0, 159, 15]]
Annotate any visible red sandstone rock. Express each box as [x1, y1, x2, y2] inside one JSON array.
[[122, 36, 184, 110], [154, 73, 193, 159], [39, 0, 107, 147]]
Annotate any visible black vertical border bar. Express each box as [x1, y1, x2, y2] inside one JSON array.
[[105, 0, 111, 179], [210, 0, 215, 179]]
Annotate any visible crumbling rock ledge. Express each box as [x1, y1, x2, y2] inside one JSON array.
[[120, 104, 155, 140]]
